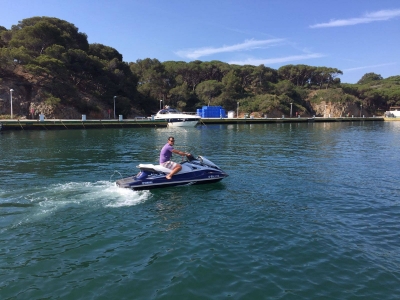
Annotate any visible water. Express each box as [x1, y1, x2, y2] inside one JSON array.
[[1, 122, 400, 299]]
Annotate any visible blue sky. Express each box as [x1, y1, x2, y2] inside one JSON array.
[[1, 0, 399, 83]]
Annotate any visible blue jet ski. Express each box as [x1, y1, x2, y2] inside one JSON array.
[[116, 155, 228, 190]]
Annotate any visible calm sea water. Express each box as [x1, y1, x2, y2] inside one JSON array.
[[1, 122, 400, 299]]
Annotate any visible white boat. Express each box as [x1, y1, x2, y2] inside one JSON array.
[[385, 107, 400, 118], [154, 106, 201, 127]]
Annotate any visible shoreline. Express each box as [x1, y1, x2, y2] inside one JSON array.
[[0, 116, 393, 131]]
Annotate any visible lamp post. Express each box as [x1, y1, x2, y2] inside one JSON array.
[[10, 89, 14, 119], [325, 105, 328, 118], [237, 102, 239, 118], [290, 103, 293, 118], [113, 96, 116, 119], [160, 99, 163, 111], [360, 104, 363, 118]]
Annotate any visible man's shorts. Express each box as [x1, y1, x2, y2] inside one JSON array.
[[162, 161, 177, 169]]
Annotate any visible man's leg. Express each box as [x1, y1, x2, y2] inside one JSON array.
[[166, 164, 182, 179]]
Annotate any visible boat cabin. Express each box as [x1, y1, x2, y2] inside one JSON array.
[[158, 108, 181, 114]]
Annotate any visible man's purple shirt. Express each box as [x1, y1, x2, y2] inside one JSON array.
[[160, 143, 174, 164]]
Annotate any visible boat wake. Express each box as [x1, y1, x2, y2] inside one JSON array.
[[43, 181, 152, 208], [0, 181, 152, 232]]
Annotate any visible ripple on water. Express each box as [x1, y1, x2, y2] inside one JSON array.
[[1, 123, 400, 299]]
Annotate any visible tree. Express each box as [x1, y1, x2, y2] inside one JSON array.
[[237, 65, 255, 94], [89, 43, 123, 62], [251, 64, 277, 94], [218, 70, 242, 109], [357, 72, 383, 85], [0, 46, 32, 73], [9, 21, 63, 55], [246, 94, 281, 114], [0, 26, 7, 47], [180, 60, 203, 92], [130, 58, 167, 100], [25, 55, 66, 78], [169, 82, 190, 108], [195, 80, 224, 106], [10, 17, 88, 51], [274, 80, 295, 97]]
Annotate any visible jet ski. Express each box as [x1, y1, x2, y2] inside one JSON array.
[[116, 155, 228, 190]]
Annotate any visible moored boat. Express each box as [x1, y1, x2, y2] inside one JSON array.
[[154, 106, 201, 127], [385, 107, 400, 118]]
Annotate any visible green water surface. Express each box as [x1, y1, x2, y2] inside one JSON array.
[[1, 122, 399, 299]]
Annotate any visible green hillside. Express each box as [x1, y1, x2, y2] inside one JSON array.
[[1, 17, 399, 119]]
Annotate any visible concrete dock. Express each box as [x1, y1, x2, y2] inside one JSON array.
[[0, 119, 168, 131], [0, 116, 390, 131], [200, 116, 385, 125]]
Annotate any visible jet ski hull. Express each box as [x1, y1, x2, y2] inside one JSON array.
[[116, 174, 226, 190]]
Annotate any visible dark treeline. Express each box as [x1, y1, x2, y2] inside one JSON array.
[[1, 17, 399, 118]]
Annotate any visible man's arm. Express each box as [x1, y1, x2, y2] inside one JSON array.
[[172, 149, 189, 156]]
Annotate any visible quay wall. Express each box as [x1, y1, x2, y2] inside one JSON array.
[[0, 116, 392, 131], [0, 119, 168, 131]]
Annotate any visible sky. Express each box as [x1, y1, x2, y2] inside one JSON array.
[[1, 0, 399, 84]]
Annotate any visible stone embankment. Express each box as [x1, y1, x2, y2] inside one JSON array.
[[0, 116, 388, 131]]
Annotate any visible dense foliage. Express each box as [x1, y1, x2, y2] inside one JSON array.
[[0, 17, 138, 116], [1, 17, 399, 117]]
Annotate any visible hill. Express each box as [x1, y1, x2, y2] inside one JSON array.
[[1, 17, 399, 119]]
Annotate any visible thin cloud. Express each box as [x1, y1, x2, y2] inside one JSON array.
[[228, 53, 325, 66], [175, 39, 285, 59], [344, 62, 397, 72], [310, 9, 400, 28]]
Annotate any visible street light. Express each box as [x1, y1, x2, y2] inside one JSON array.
[[290, 103, 293, 118], [160, 99, 163, 111], [325, 105, 328, 118], [113, 96, 116, 119], [10, 89, 14, 119], [360, 104, 363, 118], [237, 102, 239, 118]]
